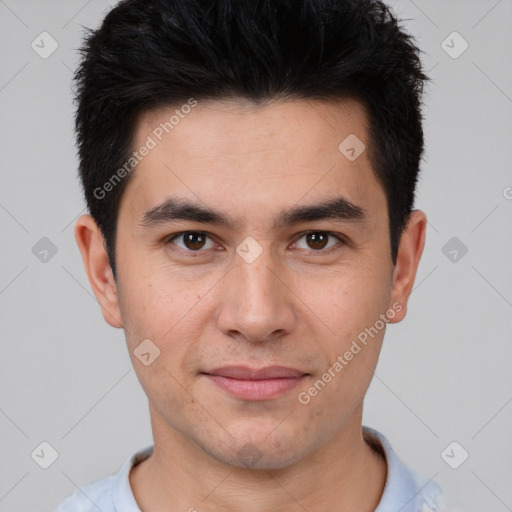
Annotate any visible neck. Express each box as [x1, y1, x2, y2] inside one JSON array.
[[130, 405, 387, 512]]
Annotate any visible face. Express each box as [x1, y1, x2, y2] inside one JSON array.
[[76, 97, 425, 470]]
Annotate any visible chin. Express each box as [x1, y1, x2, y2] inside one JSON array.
[[199, 428, 308, 470], [215, 448, 304, 471]]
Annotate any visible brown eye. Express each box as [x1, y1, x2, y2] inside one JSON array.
[[167, 231, 215, 252], [293, 231, 343, 252], [306, 232, 329, 250], [183, 232, 206, 250]]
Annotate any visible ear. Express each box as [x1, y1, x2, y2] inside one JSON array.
[[74, 214, 123, 328], [388, 210, 427, 324]]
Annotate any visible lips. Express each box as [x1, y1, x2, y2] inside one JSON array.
[[204, 365, 307, 380], [202, 366, 309, 400]]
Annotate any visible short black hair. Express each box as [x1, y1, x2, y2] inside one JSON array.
[[74, 0, 429, 280]]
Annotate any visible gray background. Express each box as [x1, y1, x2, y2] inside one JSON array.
[[0, 0, 511, 511]]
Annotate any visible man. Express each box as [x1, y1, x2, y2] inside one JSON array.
[[55, 0, 464, 510]]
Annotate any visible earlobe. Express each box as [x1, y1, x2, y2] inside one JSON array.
[[388, 210, 427, 324], [74, 214, 123, 328]]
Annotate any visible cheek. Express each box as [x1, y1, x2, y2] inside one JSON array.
[[305, 321, 385, 421], [298, 266, 390, 405], [118, 266, 220, 385], [117, 259, 196, 336], [118, 274, 204, 404], [306, 264, 391, 337]]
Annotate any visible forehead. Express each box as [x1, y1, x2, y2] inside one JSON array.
[[118, 97, 385, 226], [138, 96, 369, 161]]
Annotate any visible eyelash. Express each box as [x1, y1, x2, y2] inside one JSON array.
[[162, 230, 347, 257]]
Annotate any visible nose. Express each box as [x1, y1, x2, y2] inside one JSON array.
[[216, 245, 297, 343]]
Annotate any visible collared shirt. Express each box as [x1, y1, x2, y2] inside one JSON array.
[[54, 426, 461, 512]]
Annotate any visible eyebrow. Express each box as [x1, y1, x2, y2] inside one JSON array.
[[139, 196, 367, 230]]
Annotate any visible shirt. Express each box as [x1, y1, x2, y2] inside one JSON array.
[[54, 426, 461, 512]]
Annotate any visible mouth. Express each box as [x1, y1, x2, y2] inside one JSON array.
[[201, 365, 309, 401]]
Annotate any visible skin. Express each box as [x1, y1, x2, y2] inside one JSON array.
[[75, 97, 426, 512]]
